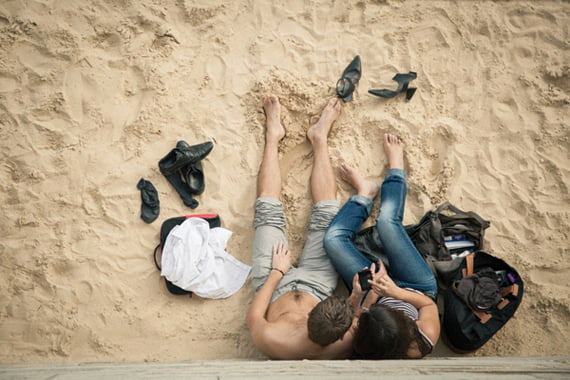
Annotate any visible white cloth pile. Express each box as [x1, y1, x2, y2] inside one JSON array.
[[161, 217, 251, 299]]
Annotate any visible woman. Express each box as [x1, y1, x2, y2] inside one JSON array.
[[323, 133, 440, 359]]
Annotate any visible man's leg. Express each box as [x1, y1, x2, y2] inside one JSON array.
[[298, 98, 342, 298], [306, 97, 341, 203], [251, 95, 289, 293], [257, 94, 285, 199]]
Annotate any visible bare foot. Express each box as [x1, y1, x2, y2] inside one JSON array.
[[383, 133, 404, 170], [307, 97, 341, 145], [263, 94, 285, 143], [340, 162, 379, 199]]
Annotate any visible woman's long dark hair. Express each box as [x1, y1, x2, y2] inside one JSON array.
[[353, 304, 431, 359]]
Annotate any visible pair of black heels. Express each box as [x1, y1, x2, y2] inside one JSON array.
[[336, 55, 417, 102], [158, 140, 213, 209]]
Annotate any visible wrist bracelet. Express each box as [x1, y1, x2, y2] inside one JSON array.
[[271, 267, 285, 276]]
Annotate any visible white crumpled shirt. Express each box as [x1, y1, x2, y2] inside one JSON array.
[[161, 217, 251, 299]]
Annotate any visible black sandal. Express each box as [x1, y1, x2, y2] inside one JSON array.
[[336, 55, 362, 102], [368, 72, 417, 101]]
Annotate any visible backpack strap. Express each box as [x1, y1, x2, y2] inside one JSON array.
[[501, 283, 519, 297], [461, 253, 475, 277], [434, 201, 452, 214], [436, 202, 490, 229]]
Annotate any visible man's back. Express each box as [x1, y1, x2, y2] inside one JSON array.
[[251, 291, 353, 360]]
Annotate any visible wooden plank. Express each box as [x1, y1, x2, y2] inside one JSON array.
[[1, 357, 569, 379]]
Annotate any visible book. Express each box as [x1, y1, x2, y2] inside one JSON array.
[[444, 234, 466, 242], [445, 239, 475, 250]]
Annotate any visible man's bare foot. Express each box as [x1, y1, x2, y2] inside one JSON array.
[[307, 97, 341, 145], [340, 162, 380, 199], [383, 133, 404, 170], [263, 94, 285, 144]]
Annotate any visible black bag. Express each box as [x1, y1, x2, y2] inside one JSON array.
[[443, 251, 524, 353], [353, 202, 523, 352], [153, 214, 221, 296], [405, 201, 490, 261], [354, 202, 491, 287]]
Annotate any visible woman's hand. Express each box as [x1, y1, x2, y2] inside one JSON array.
[[271, 241, 291, 275], [369, 261, 400, 298]]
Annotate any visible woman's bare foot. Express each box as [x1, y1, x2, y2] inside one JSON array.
[[340, 162, 380, 199], [307, 97, 341, 145], [263, 94, 285, 144], [383, 133, 404, 170]]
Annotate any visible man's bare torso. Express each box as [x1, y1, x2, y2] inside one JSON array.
[[259, 291, 352, 360]]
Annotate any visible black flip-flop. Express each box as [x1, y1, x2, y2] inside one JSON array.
[[137, 178, 160, 223], [368, 72, 417, 101], [336, 55, 362, 102]]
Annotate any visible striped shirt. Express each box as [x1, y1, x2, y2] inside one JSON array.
[[376, 288, 434, 350]]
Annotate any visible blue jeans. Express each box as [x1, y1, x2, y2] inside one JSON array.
[[323, 169, 437, 299]]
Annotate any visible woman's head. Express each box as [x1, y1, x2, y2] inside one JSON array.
[[353, 304, 417, 359]]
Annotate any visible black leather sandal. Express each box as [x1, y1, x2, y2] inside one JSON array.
[[368, 72, 417, 101], [336, 55, 362, 102]]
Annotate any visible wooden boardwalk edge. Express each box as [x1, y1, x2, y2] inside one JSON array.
[[1, 356, 569, 379]]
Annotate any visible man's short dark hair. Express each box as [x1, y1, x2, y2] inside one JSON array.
[[307, 296, 353, 346]]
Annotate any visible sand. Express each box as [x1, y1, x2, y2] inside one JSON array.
[[0, 0, 569, 363]]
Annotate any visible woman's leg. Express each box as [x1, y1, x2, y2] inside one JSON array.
[[324, 163, 380, 290], [375, 135, 437, 297]]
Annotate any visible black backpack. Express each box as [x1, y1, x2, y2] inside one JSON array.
[[443, 251, 524, 352], [153, 214, 221, 296], [405, 202, 490, 261], [354, 202, 523, 352]]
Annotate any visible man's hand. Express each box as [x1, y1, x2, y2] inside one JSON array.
[[271, 241, 291, 275], [351, 270, 366, 298], [348, 268, 368, 315]]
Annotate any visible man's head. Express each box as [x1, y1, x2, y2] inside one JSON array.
[[307, 296, 353, 346]]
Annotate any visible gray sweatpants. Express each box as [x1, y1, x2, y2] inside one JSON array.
[[251, 197, 340, 303]]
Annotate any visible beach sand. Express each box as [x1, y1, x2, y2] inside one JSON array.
[[0, 0, 568, 363]]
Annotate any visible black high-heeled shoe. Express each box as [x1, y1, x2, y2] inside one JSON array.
[[336, 55, 362, 102], [368, 72, 417, 101]]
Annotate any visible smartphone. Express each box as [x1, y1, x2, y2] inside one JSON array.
[[358, 269, 372, 290]]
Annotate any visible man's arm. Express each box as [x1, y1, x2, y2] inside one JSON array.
[[247, 269, 283, 334], [247, 242, 291, 350]]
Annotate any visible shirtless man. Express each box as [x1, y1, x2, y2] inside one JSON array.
[[247, 95, 353, 360]]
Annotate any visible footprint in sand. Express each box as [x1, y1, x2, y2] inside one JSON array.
[[13, 41, 64, 76], [415, 122, 457, 203], [505, 8, 556, 33], [0, 73, 18, 93], [63, 61, 151, 141], [206, 54, 227, 89], [490, 97, 525, 134]]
